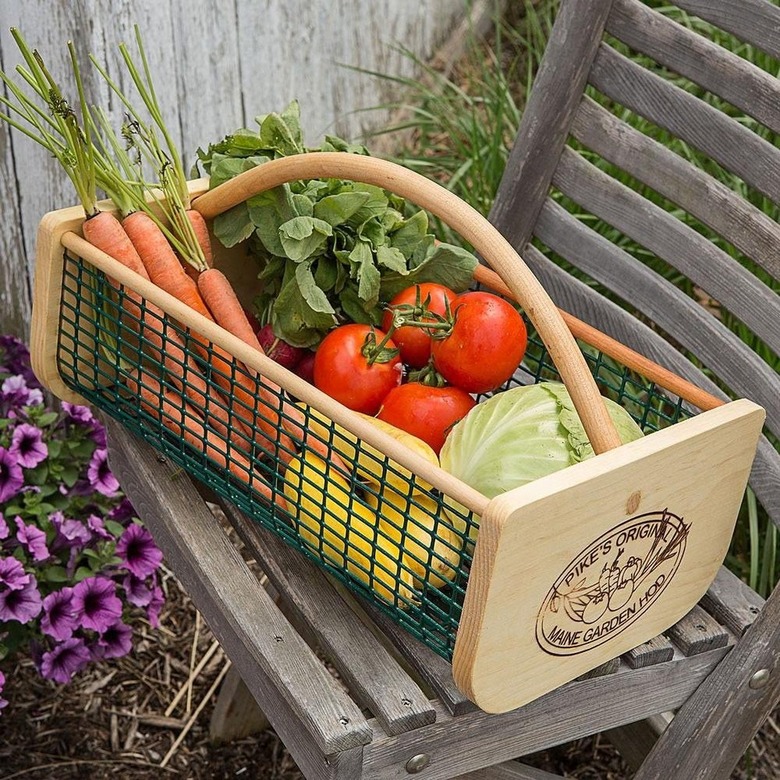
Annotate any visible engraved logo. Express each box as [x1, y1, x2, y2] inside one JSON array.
[[536, 510, 689, 656]]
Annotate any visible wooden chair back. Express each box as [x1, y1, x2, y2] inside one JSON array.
[[490, 0, 780, 524]]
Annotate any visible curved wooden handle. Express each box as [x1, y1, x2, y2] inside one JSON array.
[[193, 152, 623, 454]]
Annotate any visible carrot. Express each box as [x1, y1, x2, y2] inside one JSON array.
[[197, 268, 348, 472], [128, 368, 285, 510], [82, 211, 148, 281], [122, 210, 213, 321], [186, 209, 213, 267]]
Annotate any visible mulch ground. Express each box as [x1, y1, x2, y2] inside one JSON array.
[[1, 551, 778, 779]]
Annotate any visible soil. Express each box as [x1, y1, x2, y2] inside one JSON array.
[[1, 559, 778, 779]]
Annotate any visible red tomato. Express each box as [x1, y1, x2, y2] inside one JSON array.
[[381, 283, 457, 368], [431, 291, 527, 394], [313, 324, 403, 415], [377, 382, 476, 454]]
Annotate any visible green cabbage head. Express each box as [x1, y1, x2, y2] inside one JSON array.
[[440, 382, 644, 544]]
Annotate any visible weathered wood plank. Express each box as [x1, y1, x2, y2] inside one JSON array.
[[217, 497, 437, 737], [673, 0, 780, 59], [456, 761, 566, 779], [570, 96, 780, 280], [605, 712, 672, 772], [634, 582, 780, 780], [551, 147, 780, 357], [362, 648, 731, 780], [665, 604, 731, 656], [361, 601, 477, 717], [700, 566, 766, 637], [589, 43, 780, 204], [103, 417, 373, 761], [0, 121, 30, 337], [606, 0, 780, 134], [532, 195, 780, 434], [209, 665, 270, 743], [622, 635, 675, 669], [487, 0, 615, 250]]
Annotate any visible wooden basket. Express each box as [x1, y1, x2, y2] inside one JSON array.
[[30, 153, 765, 714]]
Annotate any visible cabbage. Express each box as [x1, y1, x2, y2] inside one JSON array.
[[440, 382, 644, 519]]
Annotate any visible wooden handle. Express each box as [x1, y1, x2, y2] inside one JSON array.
[[193, 152, 623, 454]]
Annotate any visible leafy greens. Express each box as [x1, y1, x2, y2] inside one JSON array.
[[197, 101, 479, 347]]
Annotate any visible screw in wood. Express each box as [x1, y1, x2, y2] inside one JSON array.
[[406, 754, 430, 773], [749, 669, 771, 689]]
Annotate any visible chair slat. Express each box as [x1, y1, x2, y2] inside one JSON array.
[[606, 0, 780, 134], [516, 244, 780, 530], [623, 635, 675, 668], [589, 43, 780, 203], [551, 147, 780, 355], [216, 498, 437, 737], [361, 602, 478, 716], [532, 196, 780, 432], [700, 566, 766, 637], [665, 605, 731, 655], [487, 0, 614, 250], [673, 0, 780, 59], [570, 97, 780, 279]]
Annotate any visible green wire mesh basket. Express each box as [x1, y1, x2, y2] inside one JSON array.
[[32, 156, 763, 713], [50, 250, 690, 662]]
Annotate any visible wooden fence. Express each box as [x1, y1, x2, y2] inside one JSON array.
[[0, 0, 466, 337]]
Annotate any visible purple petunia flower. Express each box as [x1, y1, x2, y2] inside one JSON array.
[[86, 514, 112, 541], [0, 447, 24, 503], [39, 637, 91, 684], [61, 402, 94, 424], [50, 514, 91, 550], [15, 517, 49, 562], [0, 556, 30, 591], [108, 498, 135, 526], [123, 573, 153, 607], [116, 524, 163, 579], [0, 576, 42, 623], [40, 587, 78, 642], [0, 514, 8, 540], [95, 621, 133, 660], [9, 423, 48, 468], [0, 669, 7, 710], [86, 449, 119, 497], [1, 375, 43, 408], [72, 576, 123, 633], [0, 336, 36, 386], [146, 584, 165, 629]]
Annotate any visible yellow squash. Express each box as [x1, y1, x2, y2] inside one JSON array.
[[297, 404, 438, 494], [366, 488, 463, 590], [282, 451, 417, 608]]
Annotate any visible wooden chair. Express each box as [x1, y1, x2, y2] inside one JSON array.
[[104, 0, 780, 777]]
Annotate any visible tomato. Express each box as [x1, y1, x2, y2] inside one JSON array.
[[431, 291, 527, 394], [381, 283, 457, 368], [313, 324, 403, 415], [377, 382, 476, 454]]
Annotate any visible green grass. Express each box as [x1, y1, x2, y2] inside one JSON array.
[[361, 0, 780, 593]]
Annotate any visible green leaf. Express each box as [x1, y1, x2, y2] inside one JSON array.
[[280, 99, 305, 148], [25, 463, 49, 486], [314, 256, 340, 292], [291, 193, 314, 217], [338, 286, 375, 325], [248, 187, 298, 257], [208, 152, 270, 189], [376, 245, 409, 274], [272, 276, 337, 348], [41, 565, 69, 583], [105, 520, 126, 539], [390, 210, 428, 258], [380, 241, 478, 300], [214, 202, 255, 248], [37, 411, 59, 427], [348, 184, 390, 225], [74, 566, 93, 583], [320, 134, 369, 155], [279, 217, 333, 262], [357, 216, 386, 247], [294, 262, 336, 315], [258, 109, 304, 156], [313, 191, 372, 227]]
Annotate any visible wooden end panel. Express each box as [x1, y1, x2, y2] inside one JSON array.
[[453, 399, 765, 714]]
